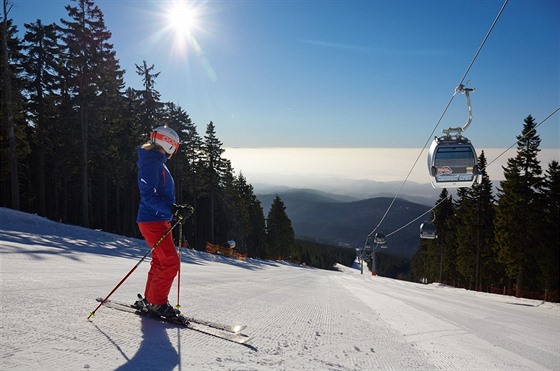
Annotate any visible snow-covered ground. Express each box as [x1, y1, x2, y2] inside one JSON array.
[[1, 207, 559, 370]]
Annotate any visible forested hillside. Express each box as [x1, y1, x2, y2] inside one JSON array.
[[258, 190, 430, 257]]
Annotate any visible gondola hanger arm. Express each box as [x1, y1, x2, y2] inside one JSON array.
[[442, 84, 475, 138]]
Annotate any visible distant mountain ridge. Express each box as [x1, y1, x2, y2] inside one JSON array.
[[252, 177, 438, 206], [257, 188, 432, 257]]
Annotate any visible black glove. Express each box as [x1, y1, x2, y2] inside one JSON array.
[[173, 204, 194, 223]]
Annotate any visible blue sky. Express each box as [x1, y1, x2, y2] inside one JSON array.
[[10, 0, 559, 149]]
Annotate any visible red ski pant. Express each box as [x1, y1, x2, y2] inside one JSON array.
[[138, 221, 179, 305]]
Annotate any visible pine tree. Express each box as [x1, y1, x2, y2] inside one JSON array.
[[200, 121, 230, 244], [411, 203, 446, 284], [455, 151, 498, 289], [538, 161, 560, 291], [163, 102, 194, 204], [21, 20, 60, 216], [266, 195, 294, 259], [494, 115, 543, 294], [58, 0, 124, 227], [215, 159, 236, 244], [233, 173, 266, 257], [1, 12, 21, 210], [172, 105, 202, 247], [134, 60, 164, 135], [410, 238, 431, 283], [246, 189, 267, 258], [433, 189, 454, 282]]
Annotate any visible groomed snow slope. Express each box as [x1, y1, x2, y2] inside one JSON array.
[[1, 207, 559, 370]]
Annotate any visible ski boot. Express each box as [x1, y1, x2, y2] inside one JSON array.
[[149, 302, 181, 319], [133, 294, 150, 313]]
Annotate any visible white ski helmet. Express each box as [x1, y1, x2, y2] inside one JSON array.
[[150, 126, 180, 156]]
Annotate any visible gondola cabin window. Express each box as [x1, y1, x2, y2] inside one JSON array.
[[428, 139, 478, 188]]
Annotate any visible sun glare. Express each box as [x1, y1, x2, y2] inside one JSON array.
[[155, 1, 217, 80], [166, 2, 199, 38]]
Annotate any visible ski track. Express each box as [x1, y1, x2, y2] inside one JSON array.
[[1, 210, 559, 370], [337, 273, 559, 370]]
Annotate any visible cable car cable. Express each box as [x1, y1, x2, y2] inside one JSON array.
[[487, 107, 559, 168], [364, 0, 509, 242], [365, 89, 461, 240], [457, 0, 509, 87], [386, 197, 447, 238]]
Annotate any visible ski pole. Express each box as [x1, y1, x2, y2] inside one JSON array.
[[176, 221, 183, 309], [87, 218, 182, 320]]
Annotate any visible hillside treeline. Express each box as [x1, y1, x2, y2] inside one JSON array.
[[0, 0, 357, 268], [411, 116, 559, 297]]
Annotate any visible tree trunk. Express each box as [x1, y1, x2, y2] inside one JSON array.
[[80, 105, 89, 227], [2, 1, 19, 210], [516, 270, 523, 297]]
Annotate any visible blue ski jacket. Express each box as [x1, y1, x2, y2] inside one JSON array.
[[136, 146, 175, 223]]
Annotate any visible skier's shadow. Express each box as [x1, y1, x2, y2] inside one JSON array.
[[116, 316, 180, 371]]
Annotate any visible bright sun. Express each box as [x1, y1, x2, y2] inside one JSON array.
[[158, 1, 216, 79], [166, 2, 199, 38]]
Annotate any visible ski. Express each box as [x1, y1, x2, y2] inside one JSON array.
[[134, 294, 247, 334], [183, 314, 246, 334], [94, 298, 252, 345]]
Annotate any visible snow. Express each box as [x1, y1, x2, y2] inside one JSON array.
[[1, 207, 559, 370]]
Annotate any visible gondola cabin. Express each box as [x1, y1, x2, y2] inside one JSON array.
[[420, 221, 437, 239], [428, 136, 479, 189], [373, 232, 386, 245]]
